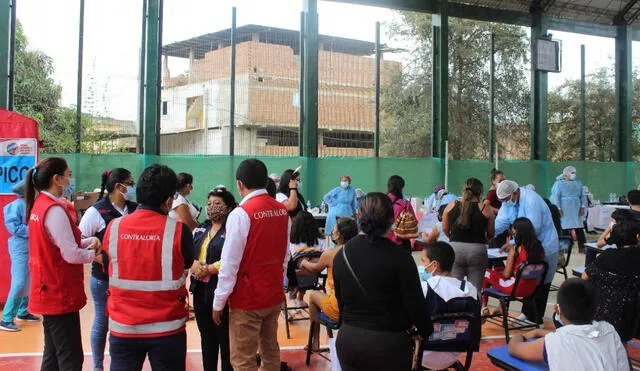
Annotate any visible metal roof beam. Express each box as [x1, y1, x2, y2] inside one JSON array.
[[614, 0, 640, 25], [327, 0, 640, 40]]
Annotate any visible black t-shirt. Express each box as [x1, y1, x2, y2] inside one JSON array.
[[630, 209, 640, 223], [591, 247, 640, 277], [332, 235, 433, 339], [448, 202, 488, 243]]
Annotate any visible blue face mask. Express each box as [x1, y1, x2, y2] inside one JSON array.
[[569, 173, 577, 181], [340, 181, 349, 189], [502, 198, 514, 207], [62, 178, 76, 199], [418, 263, 435, 282], [123, 185, 136, 201]]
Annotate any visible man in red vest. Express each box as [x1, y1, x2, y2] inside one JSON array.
[[213, 159, 290, 371], [102, 164, 195, 371]]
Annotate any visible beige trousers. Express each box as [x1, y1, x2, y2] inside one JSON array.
[[229, 303, 281, 371]]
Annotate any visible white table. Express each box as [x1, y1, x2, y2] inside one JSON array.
[[584, 242, 617, 254], [587, 204, 630, 230], [487, 248, 508, 260]]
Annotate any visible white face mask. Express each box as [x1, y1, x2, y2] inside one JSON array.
[[340, 181, 349, 189]]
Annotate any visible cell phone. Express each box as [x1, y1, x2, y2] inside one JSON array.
[[292, 165, 303, 179]]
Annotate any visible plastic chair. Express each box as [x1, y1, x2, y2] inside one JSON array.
[[413, 312, 480, 371], [482, 261, 549, 343], [550, 232, 574, 292], [305, 311, 339, 365]]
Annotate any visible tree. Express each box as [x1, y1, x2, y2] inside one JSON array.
[[381, 15, 531, 159], [14, 21, 85, 153]]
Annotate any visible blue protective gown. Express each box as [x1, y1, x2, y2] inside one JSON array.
[[2, 197, 30, 322], [495, 188, 559, 284], [550, 178, 586, 230], [323, 186, 356, 235]]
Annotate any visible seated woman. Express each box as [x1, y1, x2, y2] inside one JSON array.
[[287, 211, 328, 307], [583, 219, 640, 341], [482, 217, 545, 311], [422, 204, 449, 243], [300, 217, 358, 350]]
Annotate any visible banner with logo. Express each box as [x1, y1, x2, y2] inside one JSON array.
[[0, 138, 37, 194]]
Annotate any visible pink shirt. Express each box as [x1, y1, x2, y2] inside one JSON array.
[[41, 191, 95, 264], [387, 193, 416, 245]]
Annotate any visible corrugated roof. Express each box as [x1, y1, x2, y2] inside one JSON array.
[[163, 24, 376, 59], [455, 0, 640, 25]]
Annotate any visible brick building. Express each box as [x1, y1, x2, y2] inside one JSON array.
[[160, 24, 400, 156]]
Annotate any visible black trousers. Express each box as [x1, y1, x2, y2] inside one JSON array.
[[41, 311, 84, 371], [522, 283, 551, 324], [564, 228, 586, 248], [336, 324, 414, 371], [109, 331, 186, 371], [193, 284, 232, 371]]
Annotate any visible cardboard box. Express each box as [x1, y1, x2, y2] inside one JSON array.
[[72, 192, 100, 214]]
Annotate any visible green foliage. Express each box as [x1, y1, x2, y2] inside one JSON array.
[[13, 21, 80, 153], [381, 15, 531, 159]]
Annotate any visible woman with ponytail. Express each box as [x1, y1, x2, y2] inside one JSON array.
[[78, 168, 136, 371], [442, 178, 495, 290], [26, 157, 101, 371]]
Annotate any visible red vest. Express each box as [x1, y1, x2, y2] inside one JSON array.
[[229, 193, 289, 310], [103, 209, 188, 338], [28, 193, 86, 315]]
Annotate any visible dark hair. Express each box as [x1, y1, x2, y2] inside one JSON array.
[[512, 217, 544, 262], [25, 157, 69, 219], [290, 211, 323, 247], [277, 169, 296, 196], [459, 178, 483, 228], [236, 159, 267, 190], [490, 168, 504, 183], [611, 209, 633, 224], [557, 278, 598, 325], [387, 175, 405, 200], [176, 173, 193, 190], [437, 204, 447, 221], [207, 186, 238, 210], [607, 220, 640, 247], [335, 217, 358, 243], [358, 192, 394, 240], [266, 178, 277, 198], [425, 241, 455, 272], [136, 164, 178, 208], [99, 168, 132, 200], [627, 190, 640, 206]]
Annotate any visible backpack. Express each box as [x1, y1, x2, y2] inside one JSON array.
[[393, 199, 419, 240]]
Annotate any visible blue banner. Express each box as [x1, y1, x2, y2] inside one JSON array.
[[0, 139, 37, 195]]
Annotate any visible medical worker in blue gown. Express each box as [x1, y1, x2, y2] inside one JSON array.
[[494, 180, 559, 324], [550, 166, 586, 250], [323, 175, 357, 236], [0, 180, 40, 332]]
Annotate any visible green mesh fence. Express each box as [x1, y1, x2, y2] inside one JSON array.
[[44, 153, 638, 209]]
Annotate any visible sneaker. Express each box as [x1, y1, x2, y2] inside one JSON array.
[[0, 321, 21, 332], [16, 313, 40, 322]]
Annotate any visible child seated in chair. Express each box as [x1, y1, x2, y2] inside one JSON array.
[[422, 204, 450, 243], [286, 211, 328, 307], [481, 217, 545, 315], [420, 241, 480, 370], [508, 278, 629, 371]]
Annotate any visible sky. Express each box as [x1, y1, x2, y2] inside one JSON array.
[[15, 0, 640, 121]]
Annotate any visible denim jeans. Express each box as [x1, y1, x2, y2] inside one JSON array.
[[90, 276, 108, 370], [1, 240, 29, 323], [109, 331, 186, 371]]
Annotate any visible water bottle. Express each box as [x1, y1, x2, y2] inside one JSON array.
[[320, 201, 327, 213], [609, 193, 614, 202], [613, 193, 617, 203], [306, 200, 312, 210]]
